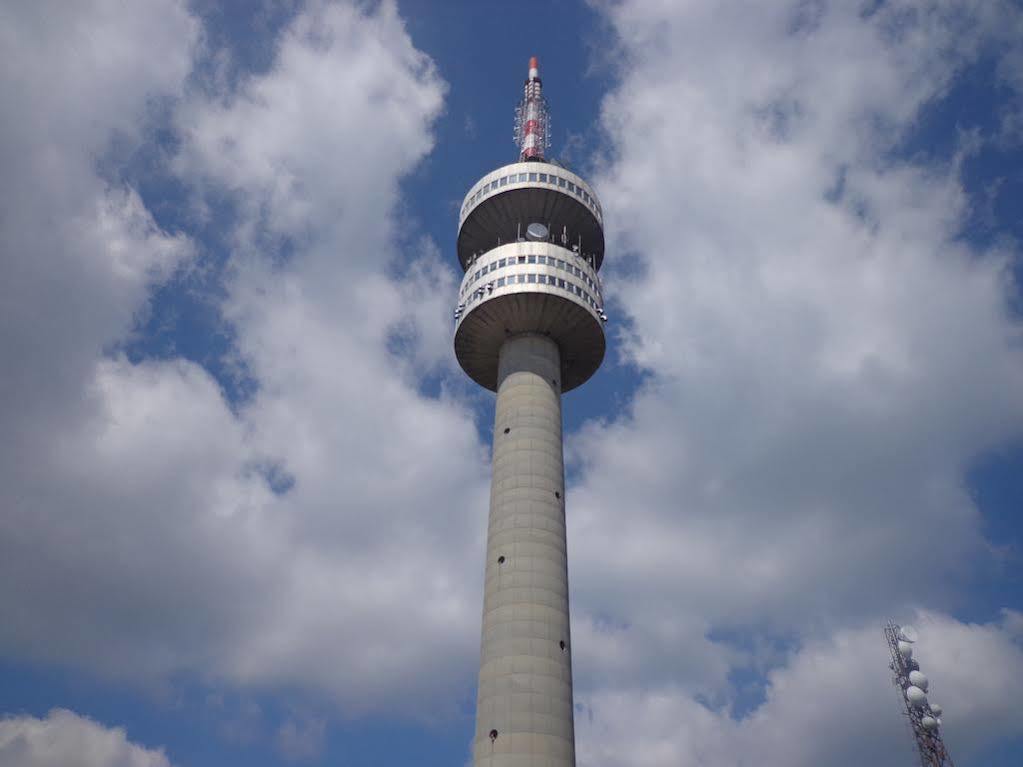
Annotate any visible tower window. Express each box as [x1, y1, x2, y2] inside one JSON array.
[[497, 277, 506, 287], [538, 255, 547, 265], [500, 176, 508, 186], [517, 275, 525, 284], [518, 255, 526, 263], [528, 172, 537, 181], [539, 173, 548, 182], [528, 274, 536, 283], [518, 173, 527, 182], [527, 255, 536, 264], [558, 177, 566, 188]]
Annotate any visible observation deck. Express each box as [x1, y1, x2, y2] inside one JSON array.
[[454, 163, 606, 393], [457, 161, 604, 270]]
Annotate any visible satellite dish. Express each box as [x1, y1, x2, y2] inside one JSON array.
[[908, 670, 929, 691], [921, 716, 938, 731], [899, 625, 919, 643], [905, 686, 928, 708], [898, 641, 913, 660], [526, 222, 549, 241], [929, 703, 942, 717]]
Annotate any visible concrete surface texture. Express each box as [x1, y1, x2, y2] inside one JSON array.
[[473, 333, 576, 767]]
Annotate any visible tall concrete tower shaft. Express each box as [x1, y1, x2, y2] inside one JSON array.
[[454, 57, 606, 767]]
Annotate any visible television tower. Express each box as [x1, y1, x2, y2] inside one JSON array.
[[453, 57, 606, 766], [885, 622, 955, 767]]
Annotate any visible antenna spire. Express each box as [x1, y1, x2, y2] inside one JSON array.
[[513, 55, 551, 161]]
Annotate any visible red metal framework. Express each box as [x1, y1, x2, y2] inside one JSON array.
[[885, 622, 955, 767], [513, 56, 551, 161]]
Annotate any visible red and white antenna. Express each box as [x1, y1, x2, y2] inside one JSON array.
[[513, 56, 551, 161]]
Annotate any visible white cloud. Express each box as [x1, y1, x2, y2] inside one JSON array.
[[0, 709, 173, 767], [169, 0, 488, 713], [0, 0, 196, 456], [0, 0, 207, 679], [565, 0, 1023, 761], [2, 2, 1021, 764], [0, 0, 488, 721], [573, 0, 1023, 635], [576, 611, 1023, 767]]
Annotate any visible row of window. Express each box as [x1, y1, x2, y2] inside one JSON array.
[[462, 253, 601, 301], [457, 272, 602, 316], [461, 170, 602, 221]]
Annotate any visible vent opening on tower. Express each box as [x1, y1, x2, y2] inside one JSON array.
[[489, 729, 498, 742], [497, 556, 505, 564]]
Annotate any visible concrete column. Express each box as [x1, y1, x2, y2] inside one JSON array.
[[474, 333, 575, 767]]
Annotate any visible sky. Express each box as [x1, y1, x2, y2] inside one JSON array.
[[1, 0, 1022, 765]]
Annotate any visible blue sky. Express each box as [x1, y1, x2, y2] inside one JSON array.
[[1, 1, 1022, 766]]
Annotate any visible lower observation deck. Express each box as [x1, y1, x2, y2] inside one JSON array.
[[454, 241, 605, 393]]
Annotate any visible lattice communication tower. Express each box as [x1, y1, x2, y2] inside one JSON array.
[[885, 622, 955, 767]]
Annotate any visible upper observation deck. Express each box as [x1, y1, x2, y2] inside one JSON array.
[[456, 161, 605, 272]]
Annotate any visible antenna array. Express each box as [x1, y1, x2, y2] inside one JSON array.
[[885, 622, 955, 767]]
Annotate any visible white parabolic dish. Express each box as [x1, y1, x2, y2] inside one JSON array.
[[929, 703, 943, 716], [899, 625, 919, 643], [906, 686, 928, 707], [898, 641, 913, 659], [908, 670, 929, 691], [921, 716, 938, 730]]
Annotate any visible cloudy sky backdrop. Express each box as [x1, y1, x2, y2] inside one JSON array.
[[2, 0, 1022, 765]]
